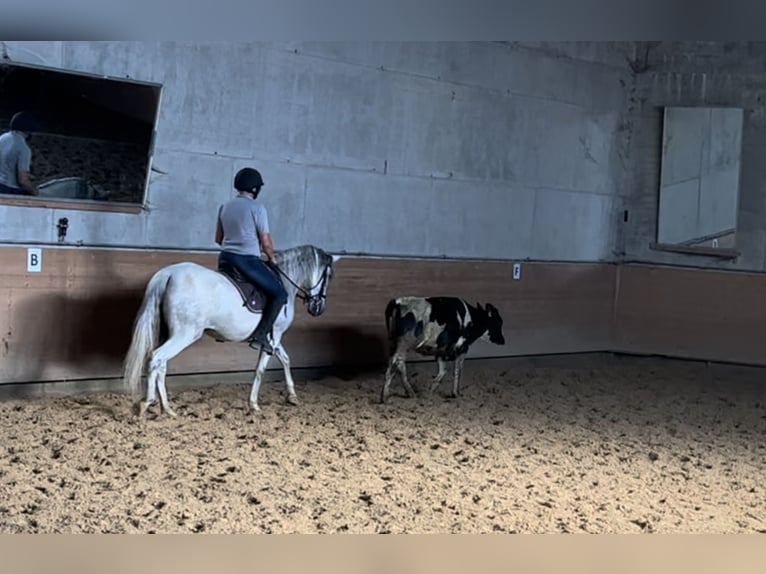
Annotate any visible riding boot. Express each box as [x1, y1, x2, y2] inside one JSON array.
[[248, 299, 283, 354]]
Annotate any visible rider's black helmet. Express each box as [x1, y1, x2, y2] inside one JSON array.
[[234, 167, 264, 193]]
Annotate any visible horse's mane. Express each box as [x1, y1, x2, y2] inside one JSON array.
[[275, 244, 332, 293]]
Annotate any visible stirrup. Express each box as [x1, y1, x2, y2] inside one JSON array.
[[249, 336, 274, 355]]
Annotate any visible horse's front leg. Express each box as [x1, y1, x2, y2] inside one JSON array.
[[273, 343, 299, 406], [248, 349, 272, 414]]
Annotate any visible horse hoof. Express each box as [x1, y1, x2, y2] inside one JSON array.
[[138, 401, 151, 419], [165, 408, 178, 418], [286, 395, 299, 407]]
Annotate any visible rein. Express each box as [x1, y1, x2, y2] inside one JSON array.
[[271, 261, 330, 303]]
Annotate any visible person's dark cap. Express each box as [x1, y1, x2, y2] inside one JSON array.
[[9, 111, 39, 133]]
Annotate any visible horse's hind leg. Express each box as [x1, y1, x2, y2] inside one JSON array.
[[139, 366, 160, 419], [145, 332, 201, 417], [155, 362, 173, 415]]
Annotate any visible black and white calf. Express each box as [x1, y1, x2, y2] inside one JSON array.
[[381, 296, 505, 403]]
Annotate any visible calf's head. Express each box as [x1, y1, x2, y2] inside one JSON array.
[[479, 303, 505, 345]]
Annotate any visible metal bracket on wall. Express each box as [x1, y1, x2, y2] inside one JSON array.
[[57, 217, 69, 243]]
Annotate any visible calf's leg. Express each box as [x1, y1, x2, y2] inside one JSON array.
[[381, 350, 416, 403], [451, 354, 466, 398], [430, 357, 447, 393], [382, 356, 397, 403]]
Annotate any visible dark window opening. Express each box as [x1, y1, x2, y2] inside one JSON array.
[[0, 61, 161, 206]]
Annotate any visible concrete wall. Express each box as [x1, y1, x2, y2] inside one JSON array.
[[0, 41, 634, 262], [619, 41, 766, 271]]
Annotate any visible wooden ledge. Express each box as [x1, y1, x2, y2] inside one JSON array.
[[650, 242, 739, 260], [0, 196, 144, 214]]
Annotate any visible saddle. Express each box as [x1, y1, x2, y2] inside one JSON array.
[[217, 260, 268, 313]]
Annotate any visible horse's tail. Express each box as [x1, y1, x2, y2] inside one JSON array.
[[123, 267, 172, 398]]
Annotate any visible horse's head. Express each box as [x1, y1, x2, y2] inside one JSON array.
[[273, 246, 340, 317], [303, 251, 340, 317], [274, 245, 341, 316]]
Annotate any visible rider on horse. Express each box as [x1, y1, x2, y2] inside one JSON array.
[[215, 167, 287, 355]]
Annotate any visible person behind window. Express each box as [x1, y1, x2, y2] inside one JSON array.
[[0, 111, 39, 196]]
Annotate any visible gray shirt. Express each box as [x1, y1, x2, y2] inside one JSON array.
[[218, 195, 270, 256], [0, 131, 31, 189]]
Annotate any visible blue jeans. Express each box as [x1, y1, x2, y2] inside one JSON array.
[[218, 251, 287, 306]]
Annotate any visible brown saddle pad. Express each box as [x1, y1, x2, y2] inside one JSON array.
[[217, 262, 268, 313]]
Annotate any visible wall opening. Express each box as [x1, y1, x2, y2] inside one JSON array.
[[0, 61, 162, 208]]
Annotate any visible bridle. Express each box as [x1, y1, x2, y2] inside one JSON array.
[[271, 261, 332, 309]]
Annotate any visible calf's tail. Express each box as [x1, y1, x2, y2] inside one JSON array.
[[384, 299, 400, 349]]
